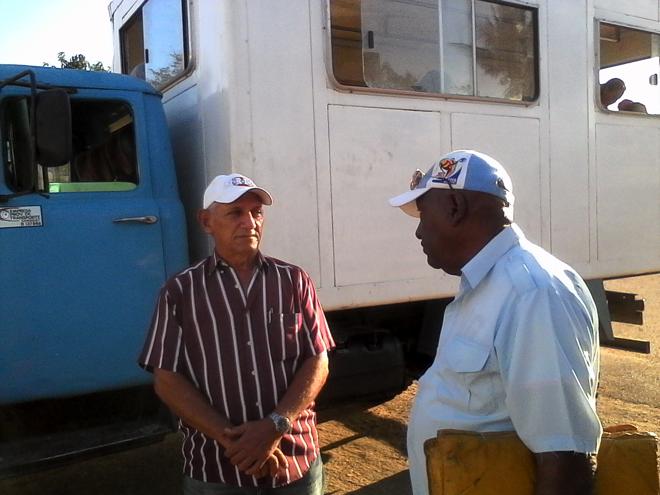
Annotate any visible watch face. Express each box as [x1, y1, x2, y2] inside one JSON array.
[[270, 412, 291, 433]]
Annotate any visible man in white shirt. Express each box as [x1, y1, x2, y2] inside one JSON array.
[[389, 150, 601, 495]]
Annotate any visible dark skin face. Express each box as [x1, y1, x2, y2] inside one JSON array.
[[414, 189, 507, 275], [415, 189, 466, 275]]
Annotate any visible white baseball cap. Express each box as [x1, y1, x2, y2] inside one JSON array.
[[203, 173, 273, 209], [388, 150, 514, 218]]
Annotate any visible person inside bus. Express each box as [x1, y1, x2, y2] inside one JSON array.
[[389, 150, 601, 495], [618, 99, 648, 113], [600, 77, 626, 108], [139, 173, 334, 495]]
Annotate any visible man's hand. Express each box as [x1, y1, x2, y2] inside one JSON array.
[[251, 448, 288, 478], [222, 353, 328, 477], [534, 451, 596, 495], [223, 418, 283, 473]]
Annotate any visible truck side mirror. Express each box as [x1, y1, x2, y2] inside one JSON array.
[[35, 89, 72, 167]]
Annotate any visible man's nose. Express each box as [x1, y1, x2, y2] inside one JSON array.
[[242, 212, 257, 228], [415, 222, 422, 240]]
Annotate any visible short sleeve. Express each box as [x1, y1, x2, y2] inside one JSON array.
[[495, 285, 602, 454], [297, 270, 335, 359], [138, 284, 185, 372]]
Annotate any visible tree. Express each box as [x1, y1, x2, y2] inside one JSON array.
[[147, 51, 184, 88], [476, 4, 536, 101], [43, 52, 110, 72]]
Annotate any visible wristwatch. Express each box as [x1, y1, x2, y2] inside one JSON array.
[[268, 411, 292, 434]]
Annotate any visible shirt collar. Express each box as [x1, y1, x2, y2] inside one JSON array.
[[460, 223, 524, 290], [205, 250, 267, 276]]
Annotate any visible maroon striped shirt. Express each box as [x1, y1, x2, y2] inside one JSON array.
[[139, 251, 334, 487]]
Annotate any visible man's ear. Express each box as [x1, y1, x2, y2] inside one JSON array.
[[448, 192, 468, 226], [197, 208, 212, 233]]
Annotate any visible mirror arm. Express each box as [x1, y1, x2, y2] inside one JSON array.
[[0, 72, 77, 93]]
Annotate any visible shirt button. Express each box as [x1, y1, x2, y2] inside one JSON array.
[[247, 341, 252, 346], [256, 402, 260, 407], [251, 370, 255, 376]]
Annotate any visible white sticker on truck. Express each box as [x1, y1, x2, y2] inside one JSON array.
[[0, 206, 43, 228]]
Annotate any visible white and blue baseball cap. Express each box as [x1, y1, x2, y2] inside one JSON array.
[[203, 173, 273, 209], [388, 150, 514, 218]]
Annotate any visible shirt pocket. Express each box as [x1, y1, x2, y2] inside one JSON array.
[[269, 312, 302, 362], [442, 337, 498, 414], [445, 337, 490, 372]]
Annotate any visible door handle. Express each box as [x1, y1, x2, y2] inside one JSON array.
[[113, 215, 159, 224]]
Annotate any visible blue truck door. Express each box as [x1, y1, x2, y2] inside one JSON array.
[[0, 93, 168, 404]]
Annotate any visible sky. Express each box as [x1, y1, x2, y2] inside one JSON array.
[[0, 0, 114, 69]]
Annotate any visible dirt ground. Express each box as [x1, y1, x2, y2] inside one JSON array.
[[2, 274, 658, 495], [317, 273, 660, 494]]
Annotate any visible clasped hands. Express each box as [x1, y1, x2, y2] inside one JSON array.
[[222, 418, 289, 478]]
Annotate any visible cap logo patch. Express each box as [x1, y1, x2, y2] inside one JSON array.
[[431, 157, 465, 185], [410, 169, 423, 190], [230, 176, 255, 187]]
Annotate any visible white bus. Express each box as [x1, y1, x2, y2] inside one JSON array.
[[109, 0, 659, 379]]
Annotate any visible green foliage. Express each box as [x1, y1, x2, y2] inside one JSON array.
[[43, 52, 110, 72], [147, 52, 184, 88]]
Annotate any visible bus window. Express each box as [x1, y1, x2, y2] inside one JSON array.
[[599, 22, 660, 115], [120, 0, 188, 90], [329, 0, 538, 102]]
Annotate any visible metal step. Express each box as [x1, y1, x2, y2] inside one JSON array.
[[0, 417, 172, 480], [586, 280, 650, 354]]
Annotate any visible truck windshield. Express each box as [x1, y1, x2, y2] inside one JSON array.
[[2, 98, 138, 193]]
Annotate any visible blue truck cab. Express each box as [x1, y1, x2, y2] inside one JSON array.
[[0, 65, 188, 475]]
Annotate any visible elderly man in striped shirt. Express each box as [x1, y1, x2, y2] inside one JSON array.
[[139, 173, 335, 494]]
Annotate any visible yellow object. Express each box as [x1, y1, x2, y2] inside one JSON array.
[[424, 427, 659, 495]]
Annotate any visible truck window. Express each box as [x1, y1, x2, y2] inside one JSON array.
[[2, 98, 138, 193], [120, 0, 188, 89], [599, 22, 659, 115], [330, 0, 538, 102], [2, 98, 34, 192]]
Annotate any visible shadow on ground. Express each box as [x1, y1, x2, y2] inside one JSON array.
[[0, 434, 183, 495], [319, 401, 408, 457], [346, 470, 411, 495]]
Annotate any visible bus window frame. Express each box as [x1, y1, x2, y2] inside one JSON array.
[[324, 0, 541, 106], [595, 18, 660, 117], [118, 0, 195, 93]]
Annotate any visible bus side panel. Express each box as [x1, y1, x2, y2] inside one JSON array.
[[595, 123, 659, 268], [244, 0, 321, 282], [547, 0, 591, 265], [328, 105, 441, 289]]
